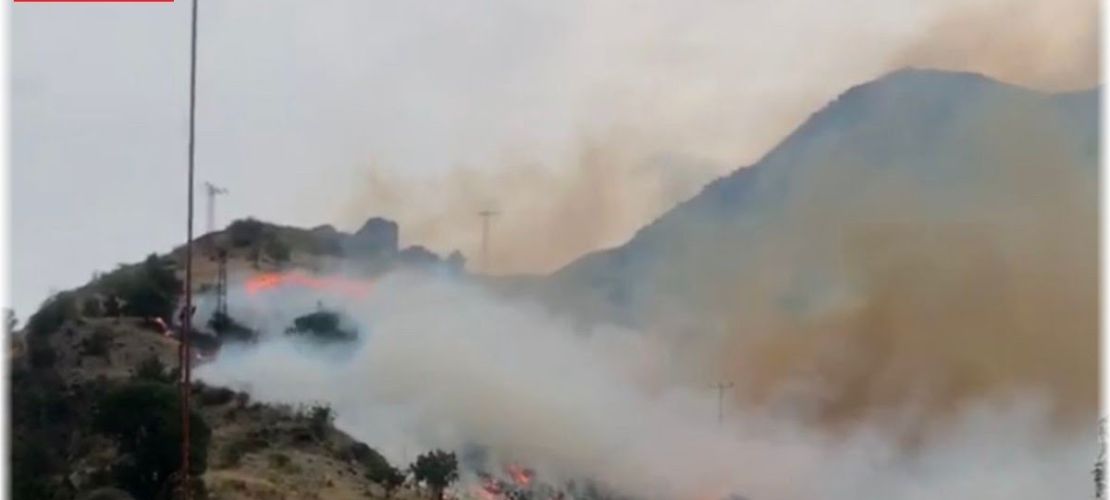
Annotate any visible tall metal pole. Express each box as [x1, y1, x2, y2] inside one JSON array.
[[179, 0, 200, 497], [478, 209, 498, 274], [712, 381, 733, 426]]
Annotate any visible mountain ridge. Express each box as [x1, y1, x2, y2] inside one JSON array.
[[547, 67, 1099, 325]]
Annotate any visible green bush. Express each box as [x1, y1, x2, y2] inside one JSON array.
[[103, 296, 122, 317], [264, 236, 291, 262], [93, 381, 210, 499], [198, 386, 235, 407], [266, 452, 300, 473], [219, 436, 267, 468], [351, 443, 404, 492], [208, 312, 255, 343]]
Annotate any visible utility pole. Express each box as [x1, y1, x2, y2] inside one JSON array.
[[712, 381, 734, 426], [204, 182, 228, 234], [180, 0, 200, 497], [477, 209, 498, 274]]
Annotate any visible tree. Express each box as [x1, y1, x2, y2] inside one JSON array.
[[27, 292, 78, 337], [5, 308, 17, 334], [285, 310, 357, 342], [93, 382, 210, 500], [228, 218, 266, 247], [118, 255, 181, 321], [349, 442, 404, 493], [410, 450, 458, 500], [446, 251, 466, 274]]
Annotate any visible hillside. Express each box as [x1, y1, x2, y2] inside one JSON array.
[[9, 219, 460, 500], [549, 68, 1099, 326]]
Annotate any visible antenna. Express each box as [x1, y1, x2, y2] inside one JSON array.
[[711, 381, 734, 426], [180, 0, 200, 497], [477, 209, 499, 274], [204, 182, 228, 234]]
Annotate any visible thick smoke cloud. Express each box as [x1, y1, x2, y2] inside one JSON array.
[[196, 272, 1092, 500], [183, 2, 1097, 498], [605, 81, 1101, 433]]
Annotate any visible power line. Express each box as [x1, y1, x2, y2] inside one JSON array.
[[179, 0, 200, 497], [477, 209, 498, 274]]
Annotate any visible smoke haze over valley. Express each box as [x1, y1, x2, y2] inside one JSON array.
[[9, 1, 1101, 499]]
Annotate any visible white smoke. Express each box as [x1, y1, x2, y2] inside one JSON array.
[[195, 271, 1093, 500]]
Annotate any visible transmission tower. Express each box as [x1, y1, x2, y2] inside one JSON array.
[[204, 182, 228, 234], [478, 209, 499, 274]]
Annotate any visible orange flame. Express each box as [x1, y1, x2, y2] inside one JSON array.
[[504, 464, 533, 488], [244, 271, 374, 298]]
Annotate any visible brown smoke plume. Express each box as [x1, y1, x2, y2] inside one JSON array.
[[631, 89, 1101, 437], [335, 133, 718, 275], [894, 0, 1099, 91]]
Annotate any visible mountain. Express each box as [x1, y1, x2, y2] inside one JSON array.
[[548, 68, 1099, 327]]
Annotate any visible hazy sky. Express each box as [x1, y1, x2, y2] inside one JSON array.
[[10, 0, 1097, 318]]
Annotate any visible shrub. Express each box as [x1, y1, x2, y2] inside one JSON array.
[[6, 308, 18, 334], [82, 297, 105, 318], [285, 311, 357, 342], [134, 355, 171, 383], [11, 432, 62, 499], [103, 296, 122, 317], [198, 386, 235, 407], [218, 445, 243, 469], [308, 404, 334, 439], [219, 437, 267, 468], [93, 381, 210, 499], [268, 452, 290, 468], [80, 329, 112, 358], [350, 443, 404, 492], [267, 452, 299, 473], [208, 312, 255, 343], [28, 342, 56, 369]]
